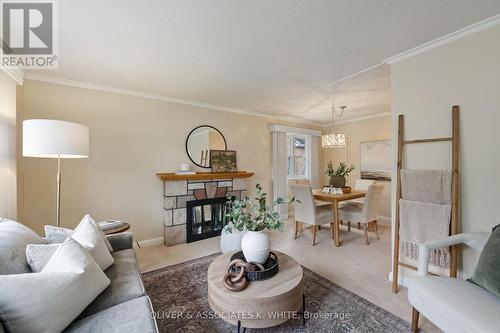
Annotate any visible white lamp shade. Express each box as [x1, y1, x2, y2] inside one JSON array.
[[23, 119, 89, 158], [321, 133, 346, 148]]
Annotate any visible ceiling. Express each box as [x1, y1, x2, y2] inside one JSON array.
[[26, 0, 500, 125]]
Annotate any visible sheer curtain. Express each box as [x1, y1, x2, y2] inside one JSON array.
[[271, 131, 288, 220], [310, 136, 320, 189], [270, 125, 321, 220]]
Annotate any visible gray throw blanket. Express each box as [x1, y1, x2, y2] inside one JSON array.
[[400, 169, 451, 204], [399, 170, 452, 268]]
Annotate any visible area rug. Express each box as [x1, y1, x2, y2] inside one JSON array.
[[142, 253, 413, 332]]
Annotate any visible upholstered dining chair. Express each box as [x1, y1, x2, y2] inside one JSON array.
[[294, 179, 332, 207], [342, 179, 375, 207], [340, 178, 375, 230], [337, 184, 384, 244], [290, 184, 334, 246]]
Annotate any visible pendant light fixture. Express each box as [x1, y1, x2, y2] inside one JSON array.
[[321, 105, 346, 148]]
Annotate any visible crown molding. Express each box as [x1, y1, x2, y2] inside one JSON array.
[[384, 13, 500, 64], [24, 73, 323, 127], [0, 66, 24, 85], [322, 112, 391, 127]]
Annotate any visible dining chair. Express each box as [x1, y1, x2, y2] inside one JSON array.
[[290, 184, 334, 245], [294, 179, 332, 207], [343, 179, 375, 206], [337, 184, 384, 244], [340, 179, 375, 229]]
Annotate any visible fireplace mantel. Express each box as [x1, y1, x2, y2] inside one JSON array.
[[156, 171, 254, 181]]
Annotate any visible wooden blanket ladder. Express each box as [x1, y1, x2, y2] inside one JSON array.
[[392, 105, 460, 293]]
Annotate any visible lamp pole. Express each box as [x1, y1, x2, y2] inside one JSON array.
[[56, 155, 61, 227]]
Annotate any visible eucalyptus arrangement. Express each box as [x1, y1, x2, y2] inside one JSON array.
[[325, 161, 356, 188], [224, 183, 297, 263], [225, 184, 296, 233], [326, 161, 356, 177]]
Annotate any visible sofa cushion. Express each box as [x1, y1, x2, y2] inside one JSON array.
[[470, 226, 500, 297], [65, 296, 158, 333], [80, 249, 145, 317], [0, 219, 47, 275], [409, 276, 500, 333]]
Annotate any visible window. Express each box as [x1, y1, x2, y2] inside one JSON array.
[[287, 134, 309, 179]]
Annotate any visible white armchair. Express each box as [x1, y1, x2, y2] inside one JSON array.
[[409, 232, 500, 333]]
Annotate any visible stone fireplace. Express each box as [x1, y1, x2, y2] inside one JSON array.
[[157, 172, 254, 246]]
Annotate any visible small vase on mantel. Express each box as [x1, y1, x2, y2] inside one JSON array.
[[241, 230, 271, 264]]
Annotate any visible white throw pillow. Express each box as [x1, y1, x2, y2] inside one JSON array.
[[44, 225, 73, 244], [0, 238, 110, 333], [45, 221, 114, 253], [26, 243, 60, 273], [71, 215, 114, 270]]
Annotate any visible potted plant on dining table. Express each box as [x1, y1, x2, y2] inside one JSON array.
[[326, 161, 356, 188], [223, 184, 297, 264]]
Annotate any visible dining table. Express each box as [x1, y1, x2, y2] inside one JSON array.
[[312, 189, 367, 247]]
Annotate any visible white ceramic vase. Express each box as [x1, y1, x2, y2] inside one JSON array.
[[220, 229, 246, 253], [241, 230, 271, 264]]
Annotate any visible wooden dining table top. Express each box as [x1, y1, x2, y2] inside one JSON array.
[[312, 189, 366, 202], [311, 189, 367, 247]]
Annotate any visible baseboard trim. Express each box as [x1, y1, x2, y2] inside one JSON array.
[[134, 237, 164, 249]]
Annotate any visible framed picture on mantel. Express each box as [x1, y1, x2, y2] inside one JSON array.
[[210, 150, 237, 173]]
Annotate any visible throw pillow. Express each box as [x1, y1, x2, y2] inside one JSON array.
[[45, 222, 114, 253], [0, 219, 47, 275], [71, 214, 114, 270], [0, 238, 110, 333], [470, 225, 500, 297], [26, 243, 60, 273], [44, 225, 73, 244]]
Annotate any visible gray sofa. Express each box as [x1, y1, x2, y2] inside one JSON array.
[[0, 220, 158, 333]]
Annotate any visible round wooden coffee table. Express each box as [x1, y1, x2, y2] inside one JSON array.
[[207, 251, 304, 330]]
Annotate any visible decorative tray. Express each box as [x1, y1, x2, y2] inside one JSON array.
[[230, 251, 279, 281]]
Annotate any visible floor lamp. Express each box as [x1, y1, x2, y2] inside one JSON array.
[[23, 119, 89, 227]]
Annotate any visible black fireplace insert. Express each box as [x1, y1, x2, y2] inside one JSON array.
[[186, 196, 232, 243]]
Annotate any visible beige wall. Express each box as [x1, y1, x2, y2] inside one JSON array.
[[391, 24, 500, 279], [321, 115, 392, 221], [0, 71, 17, 219], [18, 80, 320, 241]]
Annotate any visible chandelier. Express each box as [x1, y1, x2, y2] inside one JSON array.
[[321, 105, 346, 148]]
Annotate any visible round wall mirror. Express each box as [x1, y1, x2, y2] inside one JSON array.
[[186, 125, 227, 168]]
